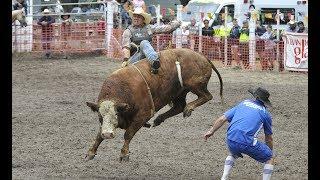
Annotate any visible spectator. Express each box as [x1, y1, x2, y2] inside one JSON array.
[[120, 1, 132, 28], [296, 21, 307, 33], [255, 20, 266, 68], [60, 14, 72, 59], [255, 20, 266, 36], [181, 25, 189, 47], [188, 18, 199, 51], [285, 18, 297, 33], [13, 0, 27, 14], [229, 18, 241, 68], [37, 9, 55, 59], [202, 19, 214, 60], [216, 19, 231, 64], [259, 25, 276, 70], [247, 4, 259, 21], [188, 19, 199, 36], [239, 20, 250, 69], [203, 87, 274, 180], [211, 13, 223, 28], [202, 19, 213, 36], [132, 0, 147, 11]]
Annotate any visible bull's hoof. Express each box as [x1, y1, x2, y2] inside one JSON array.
[[183, 108, 193, 118], [143, 122, 151, 128], [85, 151, 96, 161], [119, 155, 130, 162]]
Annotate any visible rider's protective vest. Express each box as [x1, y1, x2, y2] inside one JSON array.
[[128, 25, 153, 46]]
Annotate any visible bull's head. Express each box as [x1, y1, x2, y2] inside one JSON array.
[[86, 101, 130, 139]]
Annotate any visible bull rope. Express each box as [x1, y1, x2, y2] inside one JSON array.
[[132, 64, 155, 118]]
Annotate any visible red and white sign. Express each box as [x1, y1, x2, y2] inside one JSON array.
[[283, 32, 308, 72]]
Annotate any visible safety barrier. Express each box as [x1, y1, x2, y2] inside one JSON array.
[[13, 21, 289, 71]]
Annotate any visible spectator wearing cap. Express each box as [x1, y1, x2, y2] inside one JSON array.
[[60, 14, 72, 59], [37, 9, 55, 59]]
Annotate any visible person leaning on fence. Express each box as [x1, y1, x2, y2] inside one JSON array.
[[203, 87, 275, 180], [121, 7, 181, 74], [201, 19, 214, 60], [202, 19, 214, 37], [229, 18, 241, 68], [37, 9, 55, 59], [255, 20, 267, 64], [216, 19, 231, 65], [239, 20, 250, 69], [60, 14, 72, 59], [188, 18, 199, 51], [259, 25, 276, 71], [255, 20, 266, 36]]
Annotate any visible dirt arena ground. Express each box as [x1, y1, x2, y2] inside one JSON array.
[[12, 55, 308, 179]]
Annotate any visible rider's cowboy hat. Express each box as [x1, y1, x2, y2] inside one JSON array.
[[42, 9, 50, 14], [248, 87, 272, 107], [128, 7, 152, 25]]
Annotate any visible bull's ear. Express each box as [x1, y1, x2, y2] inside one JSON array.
[[116, 103, 130, 113], [86, 102, 99, 112]]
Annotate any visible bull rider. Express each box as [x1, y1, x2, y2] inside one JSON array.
[[121, 7, 181, 74]]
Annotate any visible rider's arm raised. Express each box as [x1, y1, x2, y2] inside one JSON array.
[[152, 20, 181, 34]]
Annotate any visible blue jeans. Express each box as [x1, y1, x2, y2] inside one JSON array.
[[129, 40, 159, 65], [227, 139, 273, 163]]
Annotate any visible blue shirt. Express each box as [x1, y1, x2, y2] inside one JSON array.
[[224, 99, 272, 146]]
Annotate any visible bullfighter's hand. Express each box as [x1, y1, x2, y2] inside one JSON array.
[[41, 21, 48, 25], [203, 129, 214, 141]]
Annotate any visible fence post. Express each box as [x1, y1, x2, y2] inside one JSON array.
[[175, 5, 183, 48], [105, 1, 114, 58], [224, 7, 228, 66], [28, 0, 33, 52], [248, 9, 256, 69], [198, 6, 203, 53], [156, 4, 161, 51], [276, 9, 280, 70]]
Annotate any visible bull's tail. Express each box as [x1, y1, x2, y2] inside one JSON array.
[[207, 59, 224, 104]]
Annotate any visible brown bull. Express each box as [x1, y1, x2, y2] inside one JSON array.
[[86, 48, 223, 162]]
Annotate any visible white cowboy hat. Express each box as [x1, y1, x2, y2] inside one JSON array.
[[128, 7, 152, 25], [43, 9, 50, 14]]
